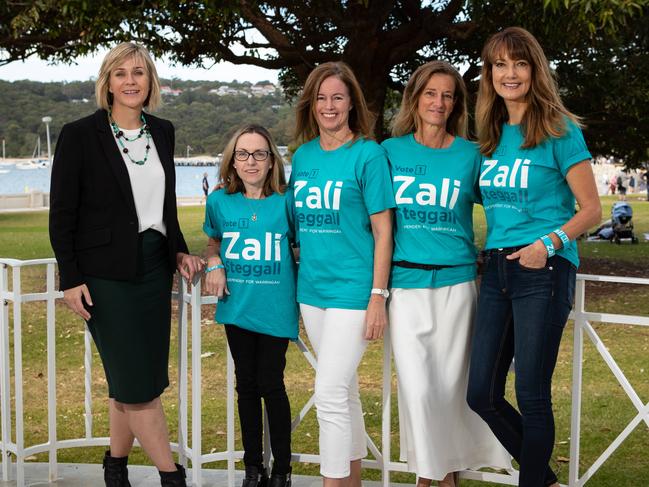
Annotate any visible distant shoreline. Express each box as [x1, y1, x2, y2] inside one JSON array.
[[1, 156, 218, 165], [1, 157, 292, 166]]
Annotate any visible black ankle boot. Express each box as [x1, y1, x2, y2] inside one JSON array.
[[241, 464, 268, 487], [102, 450, 131, 487], [268, 466, 291, 487], [159, 463, 187, 487]]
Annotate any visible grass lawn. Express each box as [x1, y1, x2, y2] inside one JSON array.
[[0, 196, 647, 486]]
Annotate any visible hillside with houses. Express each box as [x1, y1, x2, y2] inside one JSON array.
[[0, 79, 293, 157]]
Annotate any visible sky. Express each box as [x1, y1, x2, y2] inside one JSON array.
[[0, 48, 280, 84]]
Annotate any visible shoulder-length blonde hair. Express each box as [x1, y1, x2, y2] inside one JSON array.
[[475, 26, 581, 156], [220, 124, 287, 196], [95, 42, 162, 111], [391, 60, 468, 138], [293, 61, 374, 145]]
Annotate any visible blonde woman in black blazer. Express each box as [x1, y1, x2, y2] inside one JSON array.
[[49, 42, 202, 487]]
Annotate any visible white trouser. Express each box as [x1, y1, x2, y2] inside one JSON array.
[[389, 282, 512, 480], [300, 304, 369, 478]]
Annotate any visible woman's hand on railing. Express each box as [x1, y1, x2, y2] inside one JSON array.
[[176, 252, 205, 283], [204, 266, 229, 298], [63, 284, 93, 321]]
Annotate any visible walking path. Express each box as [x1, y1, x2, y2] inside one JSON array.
[[0, 463, 410, 486]]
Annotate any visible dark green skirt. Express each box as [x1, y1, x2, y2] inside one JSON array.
[[85, 229, 173, 404]]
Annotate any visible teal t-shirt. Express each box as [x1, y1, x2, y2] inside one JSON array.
[[291, 137, 395, 309], [479, 120, 591, 267], [382, 134, 480, 289], [203, 189, 299, 339]]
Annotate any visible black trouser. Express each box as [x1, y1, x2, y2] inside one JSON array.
[[224, 324, 292, 475]]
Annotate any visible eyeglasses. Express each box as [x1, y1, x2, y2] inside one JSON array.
[[234, 149, 271, 162]]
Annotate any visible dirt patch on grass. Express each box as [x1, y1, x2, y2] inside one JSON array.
[[579, 257, 648, 278], [579, 257, 649, 301]]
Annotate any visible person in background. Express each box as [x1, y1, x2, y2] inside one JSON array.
[[383, 60, 511, 487], [609, 173, 617, 195], [291, 61, 395, 487], [601, 174, 611, 195], [617, 172, 627, 200], [467, 27, 601, 487], [204, 124, 297, 487], [49, 42, 203, 487], [202, 171, 209, 202]]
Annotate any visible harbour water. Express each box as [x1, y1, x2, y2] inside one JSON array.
[[0, 162, 292, 197], [0, 160, 641, 198]]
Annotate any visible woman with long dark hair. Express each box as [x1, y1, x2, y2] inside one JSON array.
[[467, 27, 601, 487]]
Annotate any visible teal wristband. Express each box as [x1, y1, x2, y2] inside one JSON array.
[[206, 264, 225, 273], [553, 228, 570, 246], [540, 235, 555, 257]]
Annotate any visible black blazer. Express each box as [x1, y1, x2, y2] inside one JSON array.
[[49, 109, 189, 290]]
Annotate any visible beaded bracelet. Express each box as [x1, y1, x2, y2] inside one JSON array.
[[540, 234, 556, 257], [553, 228, 570, 246], [205, 264, 225, 273]]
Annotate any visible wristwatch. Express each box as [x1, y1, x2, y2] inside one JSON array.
[[370, 288, 390, 299]]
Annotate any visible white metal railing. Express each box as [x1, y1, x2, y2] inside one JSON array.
[[568, 275, 649, 487], [0, 258, 647, 486]]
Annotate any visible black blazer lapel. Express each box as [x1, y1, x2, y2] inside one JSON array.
[[94, 109, 137, 215]]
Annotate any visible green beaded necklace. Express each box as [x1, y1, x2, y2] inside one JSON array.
[[108, 111, 152, 166]]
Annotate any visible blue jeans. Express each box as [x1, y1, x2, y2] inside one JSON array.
[[467, 248, 576, 487]]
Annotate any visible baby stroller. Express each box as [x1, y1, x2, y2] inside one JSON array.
[[610, 201, 638, 244], [592, 201, 638, 243]]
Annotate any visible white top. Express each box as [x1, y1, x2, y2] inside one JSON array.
[[114, 126, 167, 235]]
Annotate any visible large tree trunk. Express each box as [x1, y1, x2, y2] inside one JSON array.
[[342, 35, 391, 141], [356, 73, 389, 141]]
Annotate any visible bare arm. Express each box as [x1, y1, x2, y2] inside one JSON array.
[[365, 209, 393, 340], [508, 160, 602, 267]]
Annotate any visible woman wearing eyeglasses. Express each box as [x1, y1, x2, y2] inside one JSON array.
[[203, 124, 298, 487]]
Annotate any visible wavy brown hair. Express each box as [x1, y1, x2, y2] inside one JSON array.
[[476, 26, 581, 156], [293, 61, 374, 145], [220, 124, 286, 196], [391, 60, 468, 138]]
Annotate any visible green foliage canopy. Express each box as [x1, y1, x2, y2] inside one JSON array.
[[1, 0, 648, 165]]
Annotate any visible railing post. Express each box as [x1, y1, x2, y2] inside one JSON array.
[[569, 277, 586, 487], [83, 329, 93, 439], [227, 344, 236, 487], [190, 278, 203, 487], [12, 267, 25, 486], [381, 332, 392, 487], [46, 263, 58, 482], [0, 263, 12, 481], [263, 407, 272, 472], [177, 276, 188, 468]]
